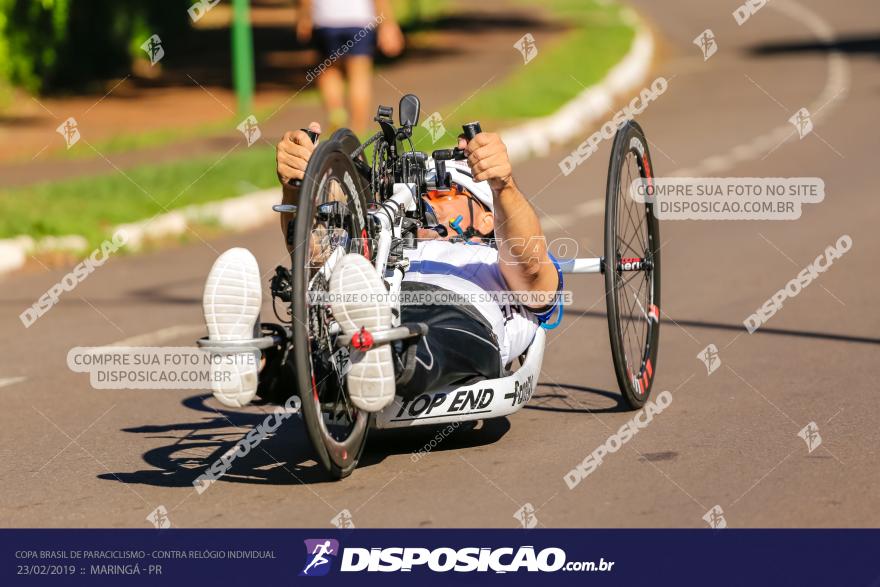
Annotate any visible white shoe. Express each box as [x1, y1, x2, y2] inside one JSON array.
[[202, 247, 262, 408], [329, 254, 395, 412]]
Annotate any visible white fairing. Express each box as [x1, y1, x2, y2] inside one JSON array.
[[375, 329, 544, 428]]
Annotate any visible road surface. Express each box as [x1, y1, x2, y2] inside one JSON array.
[[1, 0, 878, 528]]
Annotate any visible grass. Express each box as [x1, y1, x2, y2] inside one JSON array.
[[56, 96, 320, 159], [0, 0, 634, 245], [393, 0, 451, 29], [458, 0, 634, 124], [0, 145, 277, 245]]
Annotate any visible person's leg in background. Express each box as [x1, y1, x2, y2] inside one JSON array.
[[344, 7, 405, 134], [314, 59, 349, 131], [311, 26, 352, 132], [345, 54, 373, 135]]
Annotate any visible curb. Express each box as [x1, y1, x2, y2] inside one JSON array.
[[0, 8, 653, 276], [115, 188, 281, 250]]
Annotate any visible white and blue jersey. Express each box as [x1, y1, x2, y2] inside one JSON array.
[[402, 240, 539, 366]]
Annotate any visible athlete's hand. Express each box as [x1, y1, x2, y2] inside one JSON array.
[[276, 122, 321, 187], [459, 132, 514, 192]]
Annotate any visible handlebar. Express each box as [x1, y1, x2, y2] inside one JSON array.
[[290, 128, 320, 188], [462, 121, 482, 141], [431, 121, 484, 162], [431, 147, 466, 161], [430, 121, 484, 189]]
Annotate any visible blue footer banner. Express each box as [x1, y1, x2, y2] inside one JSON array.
[[3, 529, 879, 586]]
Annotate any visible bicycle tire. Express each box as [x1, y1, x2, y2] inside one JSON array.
[[604, 120, 661, 410], [291, 130, 374, 479]]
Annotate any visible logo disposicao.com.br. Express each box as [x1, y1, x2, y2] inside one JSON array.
[[300, 539, 340, 577]]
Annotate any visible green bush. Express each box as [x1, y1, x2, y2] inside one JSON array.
[[0, 0, 191, 95]]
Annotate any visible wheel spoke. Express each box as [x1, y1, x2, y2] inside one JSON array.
[[300, 173, 369, 451], [609, 139, 658, 399]]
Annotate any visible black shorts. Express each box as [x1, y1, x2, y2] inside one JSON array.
[[258, 283, 503, 404], [396, 283, 502, 399], [313, 26, 376, 60]]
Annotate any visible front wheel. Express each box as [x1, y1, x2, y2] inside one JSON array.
[[604, 120, 661, 410], [291, 129, 374, 479]]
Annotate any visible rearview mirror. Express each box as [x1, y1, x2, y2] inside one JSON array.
[[399, 94, 420, 127]]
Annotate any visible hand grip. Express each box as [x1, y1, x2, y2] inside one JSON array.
[[290, 128, 320, 187], [431, 147, 466, 161], [462, 121, 482, 141]]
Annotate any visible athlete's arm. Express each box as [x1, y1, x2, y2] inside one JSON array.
[[275, 122, 321, 251], [460, 133, 559, 306]]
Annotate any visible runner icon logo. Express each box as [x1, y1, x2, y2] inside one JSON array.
[[237, 115, 262, 147], [331, 509, 356, 529], [513, 503, 538, 528], [789, 108, 814, 139], [422, 112, 446, 143], [146, 505, 172, 529], [300, 539, 340, 577], [703, 505, 727, 529], [514, 33, 538, 64], [140, 35, 164, 66], [798, 422, 822, 453], [697, 344, 721, 375], [56, 117, 80, 149], [693, 29, 718, 61]]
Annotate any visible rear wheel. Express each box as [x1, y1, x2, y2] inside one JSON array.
[[292, 130, 374, 479], [604, 120, 661, 410]]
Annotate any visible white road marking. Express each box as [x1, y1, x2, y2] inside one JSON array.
[[541, 198, 605, 231], [104, 324, 205, 347], [671, 0, 848, 177], [0, 376, 26, 389], [540, 0, 849, 234], [540, 214, 577, 231], [575, 199, 605, 217]]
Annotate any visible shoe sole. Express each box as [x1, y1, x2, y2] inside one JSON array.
[[203, 247, 261, 407], [329, 254, 395, 412]]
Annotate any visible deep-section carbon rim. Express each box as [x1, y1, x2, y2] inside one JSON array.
[[292, 137, 374, 478], [604, 121, 661, 410]]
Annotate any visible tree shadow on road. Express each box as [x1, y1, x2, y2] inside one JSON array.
[[567, 309, 880, 346], [748, 34, 880, 59], [361, 417, 511, 468], [97, 392, 511, 488]]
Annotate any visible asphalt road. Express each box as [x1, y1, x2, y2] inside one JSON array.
[[2, 0, 879, 528]]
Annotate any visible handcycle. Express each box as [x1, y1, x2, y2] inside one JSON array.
[[198, 93, 660, 479]]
